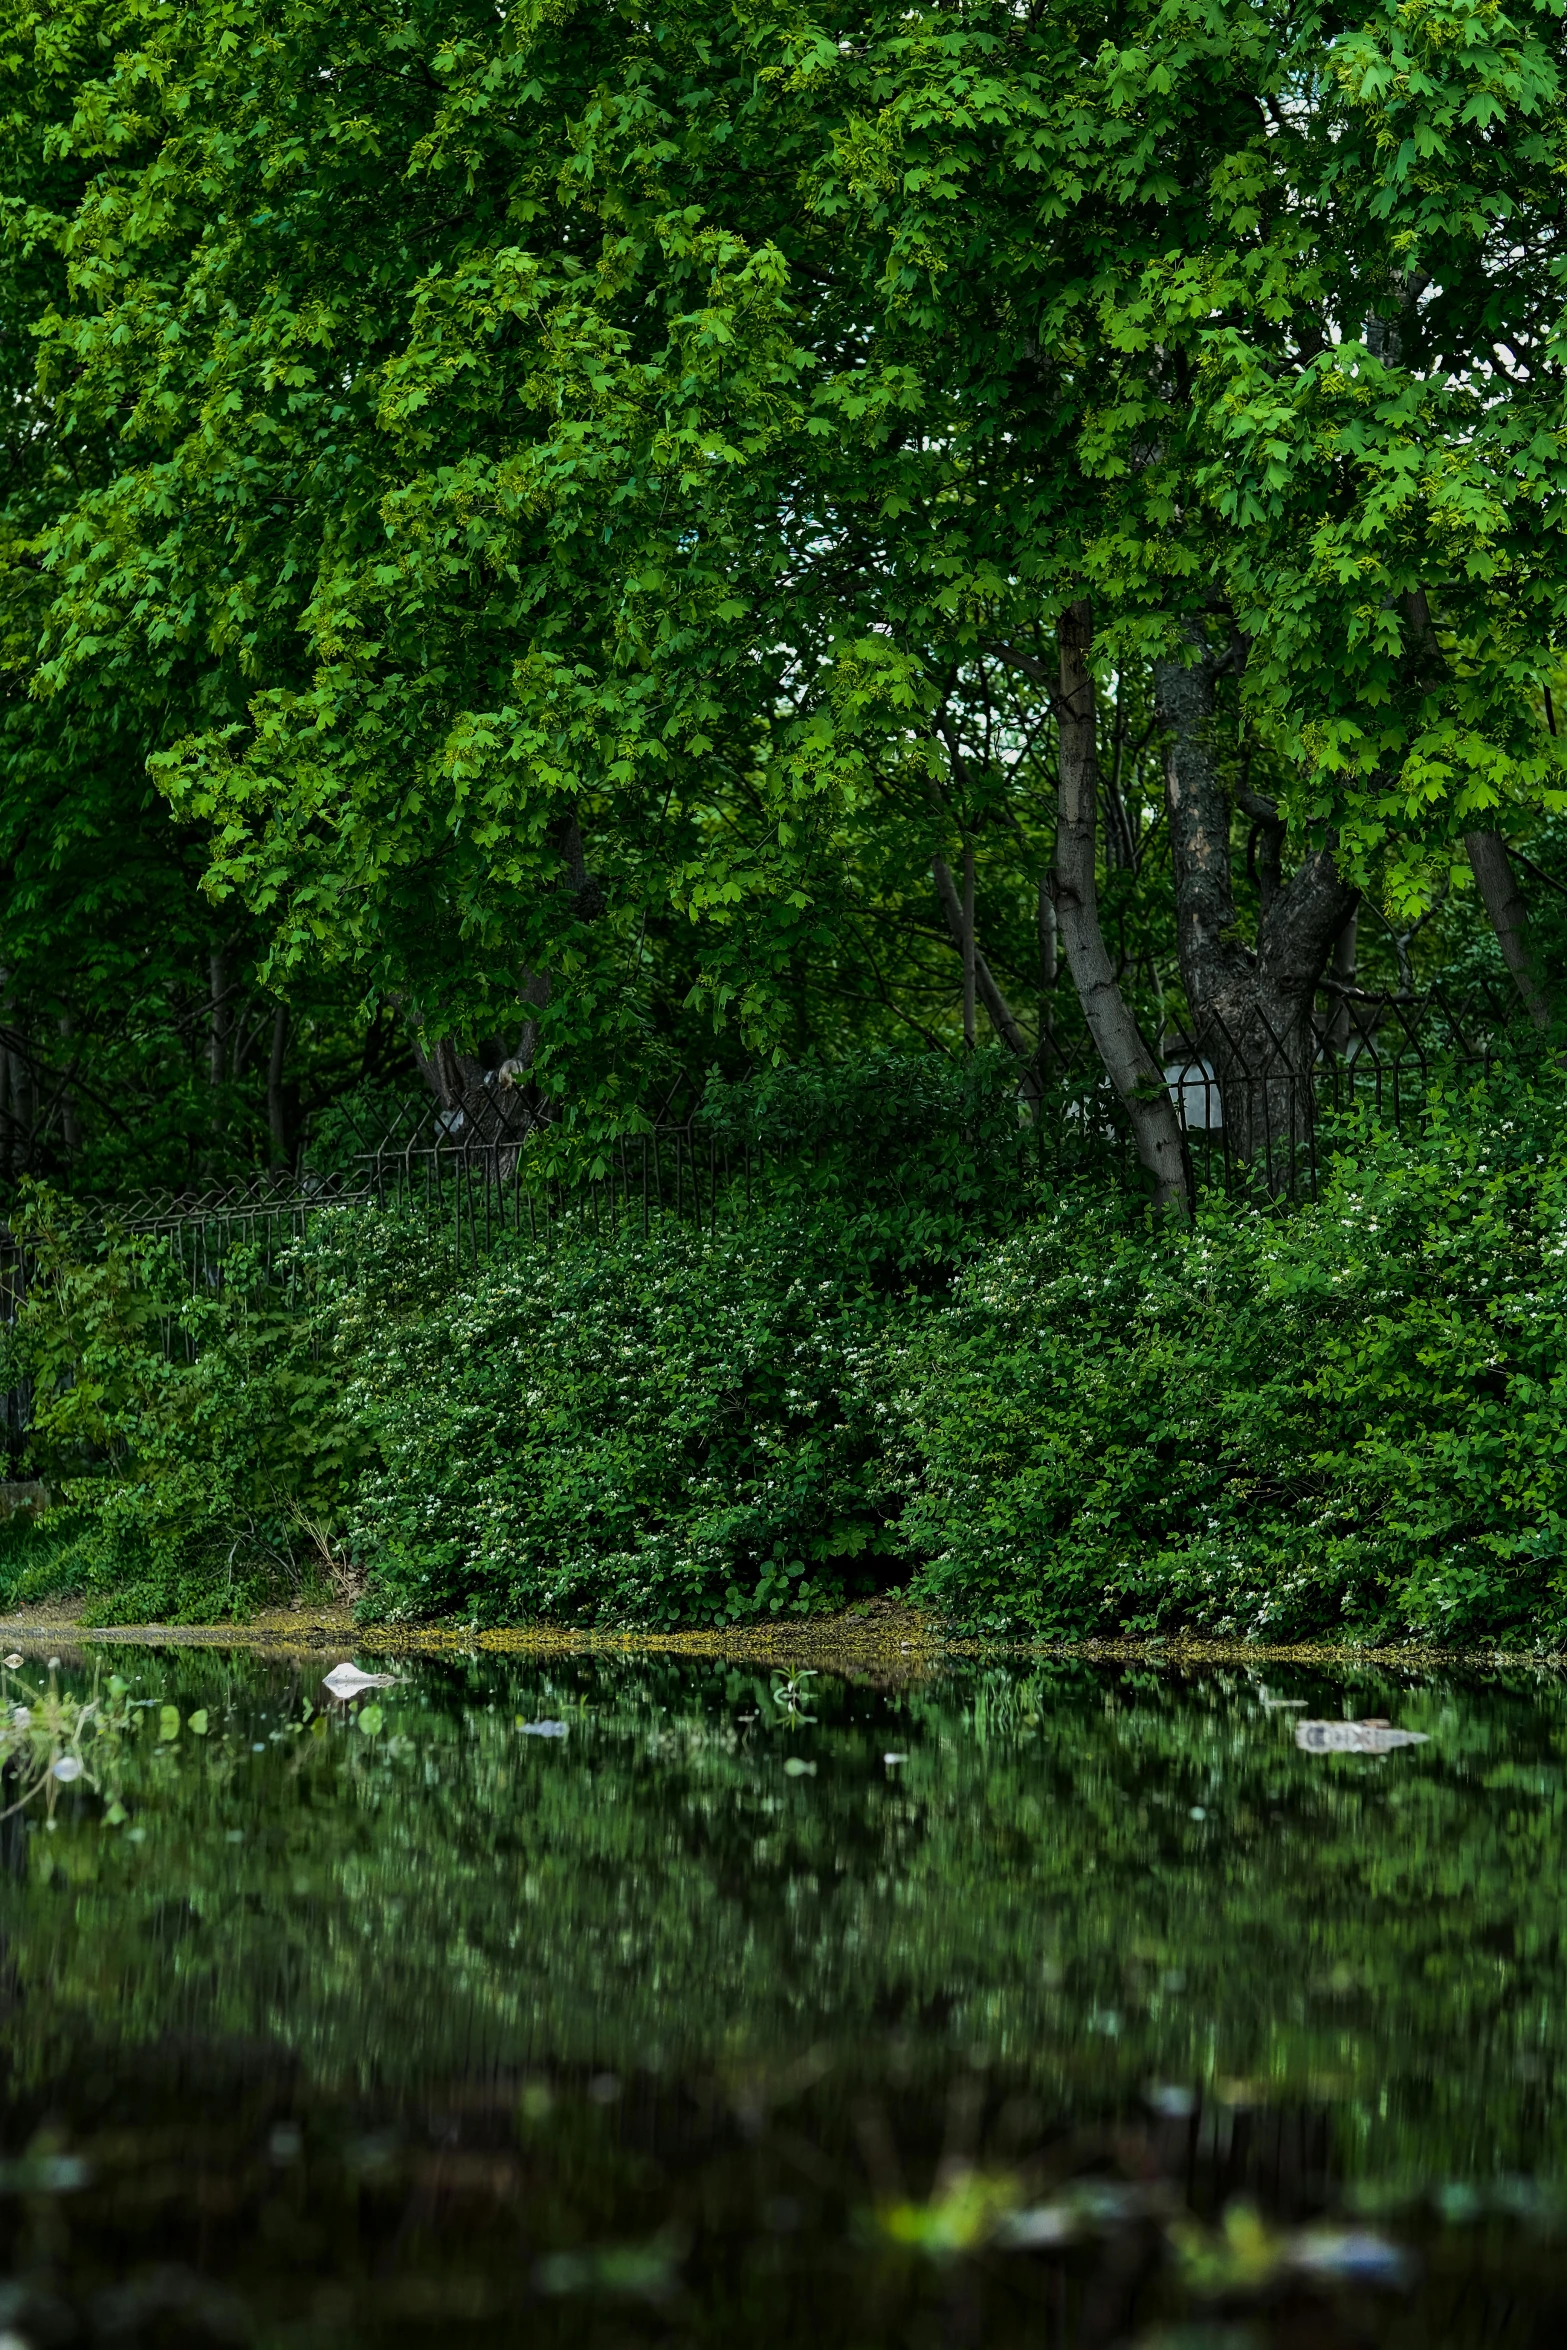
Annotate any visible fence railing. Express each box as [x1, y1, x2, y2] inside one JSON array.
[[1157, 978, 1528, 1201]]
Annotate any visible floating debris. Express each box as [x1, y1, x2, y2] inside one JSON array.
[[1290, 2228, 1415, 2287], [1295, 1720, 1430, 1755], [321, 1663, 399, 1700], [995, 2203, 1078, 2250], [1174, 2203, 1415, 2298]]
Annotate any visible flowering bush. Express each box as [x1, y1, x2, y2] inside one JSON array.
[[898, 1075, 1567, 1642], [342, 1210, 907, 1626]]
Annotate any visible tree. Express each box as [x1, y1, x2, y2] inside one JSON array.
[[14, 0, 1566, 1198]]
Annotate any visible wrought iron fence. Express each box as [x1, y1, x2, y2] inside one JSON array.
[[341, 1093, 749, 1267], [1156, 977, 1529, 1202]]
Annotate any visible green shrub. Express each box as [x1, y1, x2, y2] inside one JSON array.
[[696, 1047, 1057, 1266], [5, 1192, 913, 1630], [11, 1057, 1567, 1645], [339, 1208, 907, 1626], [899, 1073, 1567, 1642], [3, 1195, 367, 1622]]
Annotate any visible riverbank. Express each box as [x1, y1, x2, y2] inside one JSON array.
[[0, 1598, 1563, 1675]]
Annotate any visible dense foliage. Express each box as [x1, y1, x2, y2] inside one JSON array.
[[905, 1072, 1567, 1640], [2, 0, 1566, 1189], [4, 1054, 1565, 1644], [4, 0, 1567, 1627]]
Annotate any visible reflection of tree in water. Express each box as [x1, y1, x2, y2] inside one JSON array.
[[0, 1650, 1560, 2345], [0, 1748, 25, 1882]]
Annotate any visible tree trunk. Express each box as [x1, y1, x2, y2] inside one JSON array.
[[1464, 831, 1551, 1031], [1057, 601, 1189, 1212], [931, 855, 1043, 1111], [208, 950, 228, 1089], [1394, 586, 1552, 1030], [1325, 909, 1359, 1056], [410, 811, 598, 1152], [1157, 646, 1356, 1180], [412, 980, 550, 1171], [57, 1011, 81, 1155], [266, 1004, 290, 1168], [1038, 876, 1058, 1062], [961, 844, 976, 1050]]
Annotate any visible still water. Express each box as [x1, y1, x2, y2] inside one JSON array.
[[0, 1645, 1563, 2348]]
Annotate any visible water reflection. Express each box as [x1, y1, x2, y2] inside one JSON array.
[[0, 1649, 1562, 2345]]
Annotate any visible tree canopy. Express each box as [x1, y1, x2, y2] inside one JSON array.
[[3, 0, 1565, 1187]]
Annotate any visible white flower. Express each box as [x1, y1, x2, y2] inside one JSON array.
[[52, 1756, 83, 1784], [3, 1654, 21, 1670]]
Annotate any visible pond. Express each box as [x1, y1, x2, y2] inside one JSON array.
[[0, 1644, 1562, 2348]]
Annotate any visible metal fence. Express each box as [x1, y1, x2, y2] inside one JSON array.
[[1157, 978, 1529, 1201]]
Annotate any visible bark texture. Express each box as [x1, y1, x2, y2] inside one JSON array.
[[411, 809, 596, 1148], [266, 1005, 290, 1168], [412, 1017, 541, 1154], [1464, 830, 1552, 1032], [1157, 647, 1356, 1173], [1057, 602, 1189, 1211], [931, 854, 1043, 1109], [1325, 909, 1359, 1056]]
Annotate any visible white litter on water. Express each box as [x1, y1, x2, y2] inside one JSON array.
[[1289, 2229, 1413, 2286], [996, 2204, 1077, 2249], [321, 1662, 399, 1699], [1295, 1720, 1430, 1755]]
